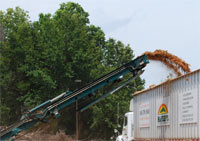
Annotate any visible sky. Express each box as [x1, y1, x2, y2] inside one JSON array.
[[1, 0, 200, 88]]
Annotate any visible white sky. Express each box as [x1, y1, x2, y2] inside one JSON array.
[[1, 0, 200, 88]]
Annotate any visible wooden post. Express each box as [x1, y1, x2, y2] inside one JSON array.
[[75, 79, 82, 140], [76, 100, 80, 140]]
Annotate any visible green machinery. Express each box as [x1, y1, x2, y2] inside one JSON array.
[[0, 54, 149, 140]]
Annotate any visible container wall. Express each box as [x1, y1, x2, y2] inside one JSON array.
[[133, 70, 200, 139]]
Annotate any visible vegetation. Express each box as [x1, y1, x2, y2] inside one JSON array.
[[0, 2, 144, 139]]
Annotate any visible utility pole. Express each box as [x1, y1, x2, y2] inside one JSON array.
[[75, 79, 82, 140], [117, 102, 120, 136], [0, 24, 4, 41], [76, 100, 80, 140]]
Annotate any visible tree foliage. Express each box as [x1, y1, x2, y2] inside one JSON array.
[[0, 2, 144, 139]]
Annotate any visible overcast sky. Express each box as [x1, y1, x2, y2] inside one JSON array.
[[1, 0, 200, 88]]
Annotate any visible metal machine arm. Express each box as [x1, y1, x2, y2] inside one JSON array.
[[0, 54, 149, 140]]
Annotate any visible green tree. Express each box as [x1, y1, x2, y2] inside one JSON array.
[[87, 39, 145, 139], [0, 2, 145, 140], [0, 7, 35, 124]]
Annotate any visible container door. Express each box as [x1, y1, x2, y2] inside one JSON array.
[[127, 113, 134, 141], [122, 115, 128, 140]]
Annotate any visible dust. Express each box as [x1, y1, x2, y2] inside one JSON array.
[[145, 50, 191, 76]]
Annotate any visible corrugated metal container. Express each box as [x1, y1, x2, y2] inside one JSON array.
[[133, 69, 200, 140]]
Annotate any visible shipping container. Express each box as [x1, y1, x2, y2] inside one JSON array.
[[133, 69, 200, 140]]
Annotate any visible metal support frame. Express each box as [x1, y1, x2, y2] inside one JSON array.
[[79, 76, 136, 112]]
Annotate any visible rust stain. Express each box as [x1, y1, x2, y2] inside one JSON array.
[[145, 50, 191, 76]]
